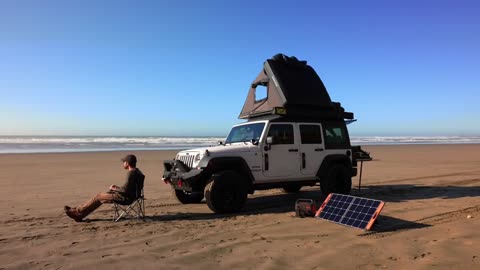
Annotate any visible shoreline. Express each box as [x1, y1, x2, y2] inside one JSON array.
[[0, 148, 192, 155], [1, 142, 480, 155]]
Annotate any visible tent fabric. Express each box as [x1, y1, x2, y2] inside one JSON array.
[[266, 55, 332, 107], [239, 70, 280, 118], [239, 54, 346, 120]]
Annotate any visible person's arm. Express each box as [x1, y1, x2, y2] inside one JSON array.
[[110, 171, 132, 193]]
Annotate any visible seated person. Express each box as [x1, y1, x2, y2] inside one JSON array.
[[64, 154, 145, 222]]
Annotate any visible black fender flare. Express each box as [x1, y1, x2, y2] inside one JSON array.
[[200, 157, 256, 193], [317, 155, 353, 179]]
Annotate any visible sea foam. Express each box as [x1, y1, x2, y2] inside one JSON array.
[[0, 136, 479, 154]]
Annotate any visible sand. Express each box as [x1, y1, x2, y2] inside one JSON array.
[[0, 145, 479, 269]]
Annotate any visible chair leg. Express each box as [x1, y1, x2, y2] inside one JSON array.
[[113, 203, 129, 222], [113, 203, 120, 222], [139, 199, 145, 219], [112, 199, 145, 222]]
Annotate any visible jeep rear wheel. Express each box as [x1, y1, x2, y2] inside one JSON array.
[[320, 164, 352, 195], [204, 170, 248, 214], [282, 184, 302, 193], [172, 189, 204, 204]]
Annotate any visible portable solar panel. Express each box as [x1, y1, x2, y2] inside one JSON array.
[[315, 193, 385, 230]]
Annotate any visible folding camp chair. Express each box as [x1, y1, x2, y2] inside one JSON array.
[[113, 175, 145, 222]]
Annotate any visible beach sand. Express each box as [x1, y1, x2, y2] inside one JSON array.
[[1, 145, 479, 269]]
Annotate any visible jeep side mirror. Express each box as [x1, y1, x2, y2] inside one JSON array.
[[264, 136, 273, 151], [218, 140, 224, 145]]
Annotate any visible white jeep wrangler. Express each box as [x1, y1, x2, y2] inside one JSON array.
[[163, 118, 357, 213], [162, 54, 363, 213]]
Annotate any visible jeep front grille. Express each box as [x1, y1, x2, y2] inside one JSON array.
[[177, 154, 195, 168]]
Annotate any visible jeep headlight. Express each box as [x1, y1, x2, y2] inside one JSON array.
[[193, 150, 210, 169]]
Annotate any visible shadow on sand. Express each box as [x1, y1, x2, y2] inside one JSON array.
[[88, 183, 480, 233]]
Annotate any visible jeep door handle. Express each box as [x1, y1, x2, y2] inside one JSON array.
[[315, 148, 324, 152], [288, 149, 299, 152]]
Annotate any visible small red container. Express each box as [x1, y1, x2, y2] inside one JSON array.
[[295, 199, 317, 218]]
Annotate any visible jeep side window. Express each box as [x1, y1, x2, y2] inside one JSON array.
[[300, 125, 322, 144], [267, 124, 294, 144], [323, 124, 349, 148]]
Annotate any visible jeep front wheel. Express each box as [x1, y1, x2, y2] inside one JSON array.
[[320, 164, 352, 195], [204, 170, 248, 214], [172, 188, 204, 204]]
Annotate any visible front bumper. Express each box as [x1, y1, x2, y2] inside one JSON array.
[[163, 160, 204, 192]]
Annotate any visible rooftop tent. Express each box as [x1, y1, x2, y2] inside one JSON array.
[[239, 54, 353, 120]]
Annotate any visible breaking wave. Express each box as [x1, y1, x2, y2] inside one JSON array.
[[0, 136, 479, 154]]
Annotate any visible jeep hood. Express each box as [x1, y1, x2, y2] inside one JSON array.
[[178, 143, 256, 155]]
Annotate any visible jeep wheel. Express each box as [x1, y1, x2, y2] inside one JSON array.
[[320, 164, 352, 195], [172, 189, 204, 204], [204, 170, 248, 214], [282, 184, 302, 193]]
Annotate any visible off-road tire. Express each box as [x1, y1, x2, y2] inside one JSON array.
[[282, 184, 302, 193], [172, 188, 204, 204], [204, 170, 248, 214], [320, 164, 352, 195]]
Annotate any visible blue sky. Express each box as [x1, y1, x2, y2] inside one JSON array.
[[0, 0, 479, 136]]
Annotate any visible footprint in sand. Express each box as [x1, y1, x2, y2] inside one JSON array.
[[22, 235, 43, 241], [413, 252, 431, 260]]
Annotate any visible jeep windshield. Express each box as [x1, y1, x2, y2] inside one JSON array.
[[225, 123, 265, 144]]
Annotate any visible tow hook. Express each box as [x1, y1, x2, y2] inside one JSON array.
[[162, 177, 171, 184]]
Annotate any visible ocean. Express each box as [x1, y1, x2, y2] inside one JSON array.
[[0, 136, 480, 154]]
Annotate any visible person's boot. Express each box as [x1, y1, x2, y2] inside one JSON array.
[[76, 200, 102, 220], [64, 206, 83, 222], [64, 205, 77, 212]]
